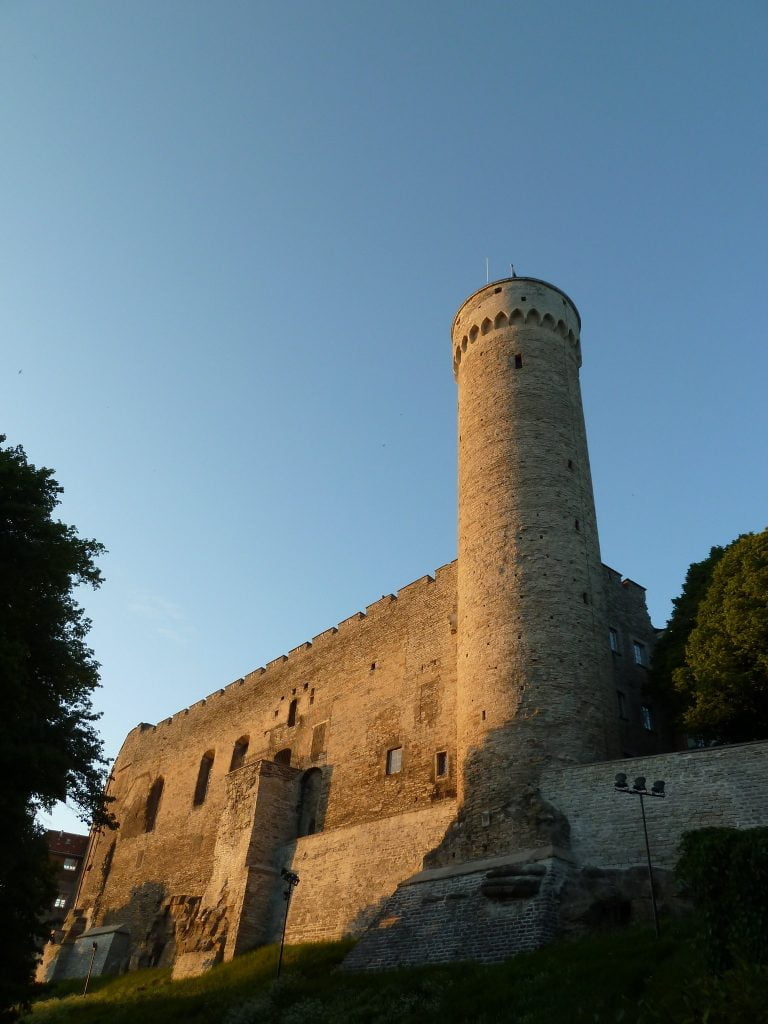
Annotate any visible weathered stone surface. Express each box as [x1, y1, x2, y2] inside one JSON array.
[[480, 877, 542, 900], [343, 853, 570, 969], [454, 281, 615, 864], [48, 276, 748, 980], [557, 865, 685, 936], [541, 741, 768, 870]]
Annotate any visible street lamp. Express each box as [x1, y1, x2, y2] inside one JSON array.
[[82, 941, 98, 995], [277, 868, 300, 979], [614, 773, 666, 938]]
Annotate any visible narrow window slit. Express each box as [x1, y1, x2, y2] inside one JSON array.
[[287, 698, 298, 727]]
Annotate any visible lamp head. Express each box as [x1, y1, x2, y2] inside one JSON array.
[[651, 780, 666, 797], [632, 777, 647, 792], [614, 772, 628, 790]]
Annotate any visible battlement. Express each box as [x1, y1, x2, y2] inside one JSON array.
[[453, 306, 579, 376], [453, 277, 581, 333], [452, 277, 580, 377], [130, 560, 458, 733]]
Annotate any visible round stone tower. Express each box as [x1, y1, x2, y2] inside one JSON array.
[[452, 276, 615, 857]]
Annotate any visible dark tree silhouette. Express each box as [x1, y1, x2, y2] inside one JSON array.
[[0, 436, 114, 1019]]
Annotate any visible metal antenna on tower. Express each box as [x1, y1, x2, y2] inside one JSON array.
[[510, 263, 517, 278], [485, 258, 489, 283]]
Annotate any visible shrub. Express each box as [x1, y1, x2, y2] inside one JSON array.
[[676, 826, 768, 972]]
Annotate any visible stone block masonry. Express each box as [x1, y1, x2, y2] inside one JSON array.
[[453, 279, 616, 861], [46, 275, 722, 981], [343, 848, 572, 970], [280, 802, 458, 945], [541, 740, 768, 870]]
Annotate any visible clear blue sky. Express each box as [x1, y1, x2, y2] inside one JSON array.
[[2, 1, 766, 833]]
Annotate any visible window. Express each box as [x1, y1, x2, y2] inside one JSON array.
[[298, 768, 322, 836], [144, 777, 164, 832], [310, 722, 327, 760], [641, 705, 654, 731], [435, 751, 448, 778], [274, 747, 292, 766], [514, 353, 523, 369], [609, 628, 620, 653], [386, 747, 403, 775], [193, 752, 214, 806], [229, 736, 249, 772], [287, 698, 298, 727], [54, 896, 67, 909], [63, 857, 78, 872], [616, 691, 628, 720], [633, 641, 647, 666]]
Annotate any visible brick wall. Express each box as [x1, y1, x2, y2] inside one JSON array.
[[279, 801, 458, 944], [541, 740, 768, 870]]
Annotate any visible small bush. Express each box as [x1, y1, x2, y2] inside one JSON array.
[[676, 826, 768, 972]]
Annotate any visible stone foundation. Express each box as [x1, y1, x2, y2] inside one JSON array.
[[343, 847, 571, 970]]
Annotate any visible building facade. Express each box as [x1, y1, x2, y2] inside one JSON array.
[[42, 830, 88, 931]]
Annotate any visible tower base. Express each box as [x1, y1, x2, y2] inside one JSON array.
[[341, 847, 572, 971]]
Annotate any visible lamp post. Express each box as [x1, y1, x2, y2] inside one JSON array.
[[82, 941, 98, 995], [614, 774, 666, 938], [276, 868, 300, 979]]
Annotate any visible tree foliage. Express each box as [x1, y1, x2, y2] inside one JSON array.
[[676, 826, 768, 973], [653, 529, 768, 744], [0, 437, 113, 1018], [651, 542, 728, 730], [675, 529, 768, 742]]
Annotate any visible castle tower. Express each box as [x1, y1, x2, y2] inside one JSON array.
[[452, 277, 615, 857]]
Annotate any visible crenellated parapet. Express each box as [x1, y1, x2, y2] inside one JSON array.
[[131, 561, 457, 734], [452, 277, 580, 376]]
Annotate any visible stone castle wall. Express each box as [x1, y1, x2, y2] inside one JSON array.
[[71, 554, 659, 971], [53, 276, 684, 979], [280, 801, 458, 945], [542, 740, 768, 870], [342, 740, 768, 970], [75, 562, 460, 962]]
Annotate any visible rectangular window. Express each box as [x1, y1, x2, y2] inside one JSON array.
[[435, 751, 448, 778], [54, 896, 67, 909], [310, 721, 327, 759], [63, 857, 78, 871], [609, 628, 619, 653], [386, 747, 402, 775], [641, 705, 654, 731], [633, 641, 647, 666], [616, 691, 628, 720]]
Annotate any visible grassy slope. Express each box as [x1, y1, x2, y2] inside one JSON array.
[[23, 920, 768, 1024]]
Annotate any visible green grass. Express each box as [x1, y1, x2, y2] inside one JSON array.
[[22, 919, 768, 1024]]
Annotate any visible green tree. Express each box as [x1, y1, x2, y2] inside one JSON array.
[[0, 437, 113, 1019], [651, 542, 728, 731], [674, 529, 768, 742]]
